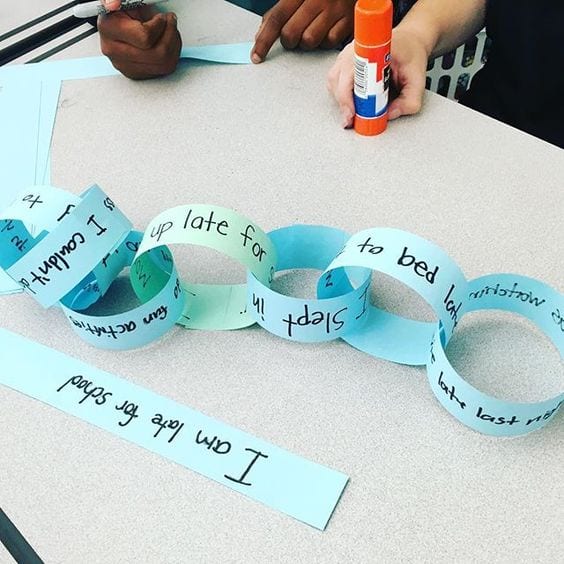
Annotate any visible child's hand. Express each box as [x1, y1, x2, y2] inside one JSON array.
[[98, 6, 181, 79], [251, 0, 355, 63], [327, 30, 429, 128]]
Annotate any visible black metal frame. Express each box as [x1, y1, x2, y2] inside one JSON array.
[[0, 1, 97, 66]]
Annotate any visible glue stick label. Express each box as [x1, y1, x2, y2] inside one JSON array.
[[354, 42, 391, 118]]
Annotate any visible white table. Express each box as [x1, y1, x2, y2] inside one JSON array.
[[1, 1, 563, 562]]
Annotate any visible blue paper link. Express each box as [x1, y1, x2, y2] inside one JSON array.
[[61, 263, 184, 350], [0, 187, 77, 296], [6, 185, 132, 307], [61, 235, 186, 350], [321, 228, 468, 365], [247, 225, 372, 342], [64, 230, 145, 312], [427, 274, 563, 436], [0, 185, 80, 236], [0, 328, 349, 529]]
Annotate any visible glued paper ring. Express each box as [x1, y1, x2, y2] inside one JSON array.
[[62, 231, 185, 350], [427, 273, 563, 436], [3, 185, 132, 308], [247, 225, 372, 342], [137, 204, 277, 330], [0, 186, 184, 350], [319, 228, 468, 365]]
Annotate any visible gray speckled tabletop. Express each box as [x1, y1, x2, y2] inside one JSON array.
[[1, 1, 563, 563]]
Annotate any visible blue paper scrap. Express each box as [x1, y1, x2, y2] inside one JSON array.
[[0, 328, 349, 530]]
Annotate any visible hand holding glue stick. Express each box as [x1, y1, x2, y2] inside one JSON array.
[[327, 0, 487, 131], [95, 0, 181, 79]]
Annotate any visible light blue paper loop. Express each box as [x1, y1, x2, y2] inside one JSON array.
[[63, 230, 142, 312], [247, 225, 372, 342], [427, 273, 563, 436], [320, 228, 468, 365], [6, 185, 132, 308], [0, 188, 137, 311], [0, 185, 79, 236], [61, 260, 184, 351]]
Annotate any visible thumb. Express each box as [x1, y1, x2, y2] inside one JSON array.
[[140, 13, 168, 48], [388, 79, 424, 120]]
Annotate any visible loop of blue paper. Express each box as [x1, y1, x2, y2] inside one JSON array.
[[61, 256, 184, 351], [0, 187, 184, 350], [5, 185, 132, 308], [319, 228, 468, 365], [247, 225, 372, 342], [0, 186, 130, 310], [427, 274, 563, 436], [0, 185, 79, 236]]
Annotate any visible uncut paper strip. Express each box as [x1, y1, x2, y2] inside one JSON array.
[[0, 328, 348, 529]]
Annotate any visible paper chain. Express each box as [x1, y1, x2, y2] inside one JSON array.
[[0, 185, 562, 436]]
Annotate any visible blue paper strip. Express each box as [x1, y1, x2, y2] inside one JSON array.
[[0, 328, 349, 529], [180, 42, 252, 64], [320, 228, 468, 365], [6, 185, 132, 307], [427, 273, 563, 436], [0, 43, 254, 84], [247, 225, 372, 342]]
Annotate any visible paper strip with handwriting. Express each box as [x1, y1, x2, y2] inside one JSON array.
[[0, 328, 348, 529]]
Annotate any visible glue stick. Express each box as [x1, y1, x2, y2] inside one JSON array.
[[353, 0, 393, 136]]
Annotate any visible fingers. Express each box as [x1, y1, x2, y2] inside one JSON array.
[[102, 0, 122, 11], [252, 0, 356, 62], [279, 2, 323, 50], [98, 11, 167, 49], [327, 43, 355, 128], [319, 17, 352, 50], [387, 67, 426, 120], [293, 9, 333, 51], [252, 0, 302, 63], [336, 65, 355, 127], [99, 12, 181, 79]]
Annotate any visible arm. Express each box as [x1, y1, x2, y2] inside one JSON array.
[[327, 0, 487, 127], [398, 0, 486, 58]]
